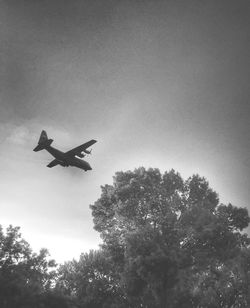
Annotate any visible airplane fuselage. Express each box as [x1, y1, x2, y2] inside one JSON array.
[[45, 145, 92, 171]]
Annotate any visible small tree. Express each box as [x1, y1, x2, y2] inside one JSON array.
[[0, 225, 57, 308]]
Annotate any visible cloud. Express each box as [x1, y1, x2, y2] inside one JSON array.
[[6, 125, 31, 145], [2, 120, 72, 142]]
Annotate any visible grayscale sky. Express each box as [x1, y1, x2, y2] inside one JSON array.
[[1, 0, 250, 263]]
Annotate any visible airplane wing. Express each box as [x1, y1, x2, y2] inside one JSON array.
[[47, 159, 60, 168], [65, 139, 97, 157]]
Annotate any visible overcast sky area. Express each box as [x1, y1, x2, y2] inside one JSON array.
[[0, 0, 250, 263]]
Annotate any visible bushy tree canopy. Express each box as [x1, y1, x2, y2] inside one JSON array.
[[57, 249, 127, 308], [0, 225, 75, 308], [59, 168, 250, 307]]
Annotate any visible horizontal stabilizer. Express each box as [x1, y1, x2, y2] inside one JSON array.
[[33, 144, 44, 152], [33, 139, 53, 151]]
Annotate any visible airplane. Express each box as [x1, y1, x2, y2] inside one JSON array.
[[33, 130, 97, 171]]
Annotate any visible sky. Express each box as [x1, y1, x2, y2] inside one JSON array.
[[0, 0, 250, 263]]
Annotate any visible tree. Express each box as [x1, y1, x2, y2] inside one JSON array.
[[57, 249, 127, 308], [89, 167, 250, 307], [0, 225, 59, 308]]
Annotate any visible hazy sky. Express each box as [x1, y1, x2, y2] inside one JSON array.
[[1, 0, 250, 263]]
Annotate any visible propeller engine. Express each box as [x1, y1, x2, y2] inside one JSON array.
[[77, 153, 85, 158], [83, 149, 92, 155]]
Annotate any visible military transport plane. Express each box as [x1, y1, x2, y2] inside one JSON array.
[[33, 130, 97, 171]]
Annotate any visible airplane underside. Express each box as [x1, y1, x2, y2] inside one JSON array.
[[45, 149, 91, 171], [33, 130, 96, 171]]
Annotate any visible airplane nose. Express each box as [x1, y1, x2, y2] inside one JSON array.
[[86, 162, 92, 170]]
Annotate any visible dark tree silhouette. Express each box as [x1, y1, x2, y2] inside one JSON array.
[[57, 249, 127, 308], [0, 225, 75, 308]]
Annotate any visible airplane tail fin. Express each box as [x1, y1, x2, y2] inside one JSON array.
[[33, 130, 53, 152]]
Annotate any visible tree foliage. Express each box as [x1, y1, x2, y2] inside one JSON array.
[[57, 249, 127, 308], [88, 168, 250, 307], [0, 224, 74, 308], [17, 167, 248, 308]]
